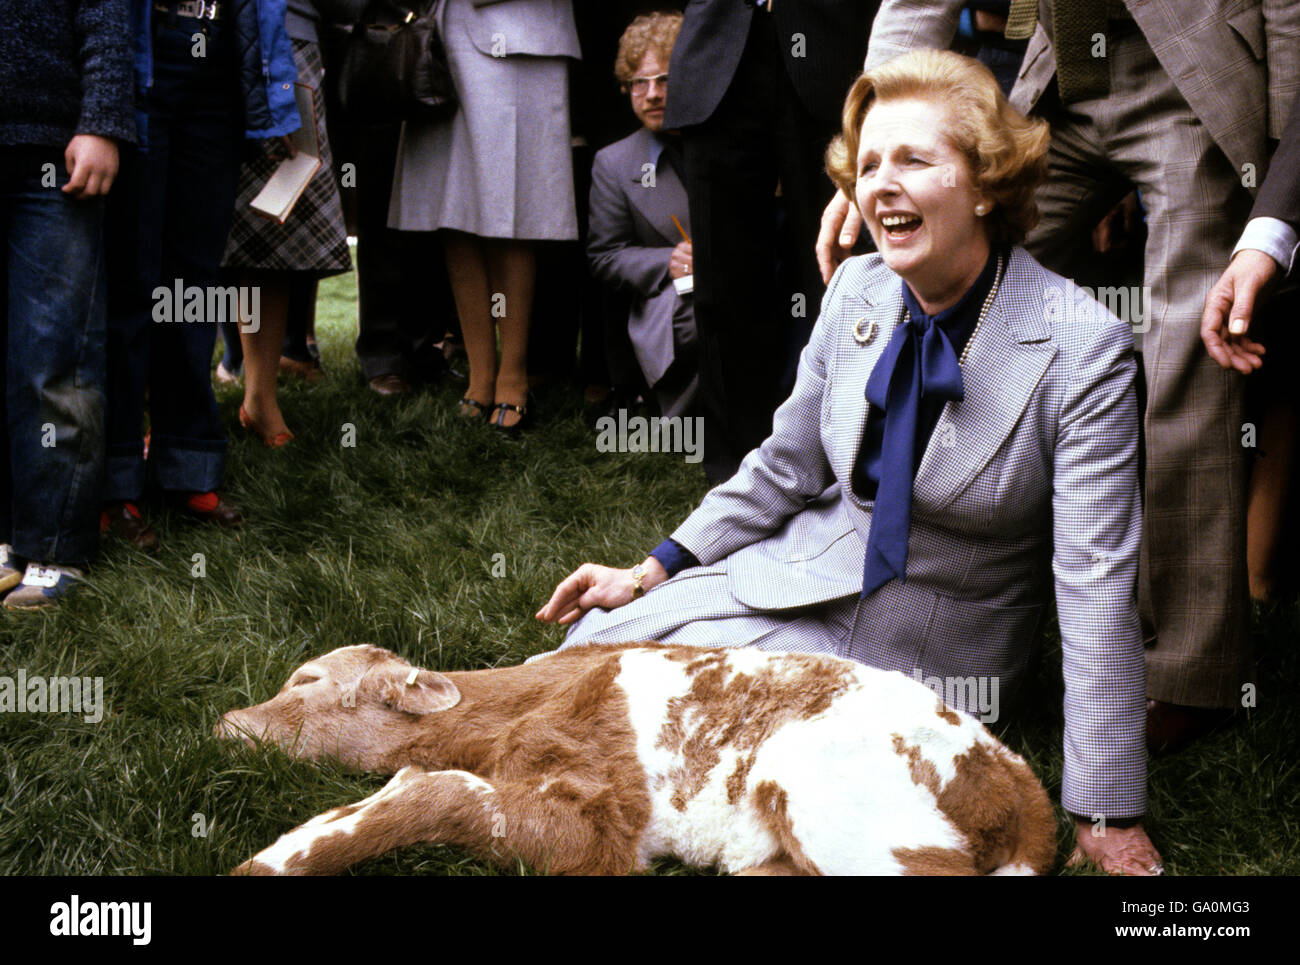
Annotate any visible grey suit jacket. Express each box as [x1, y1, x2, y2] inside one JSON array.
[[463, 0, 580, 59], [587, 128, 693, 388], [670, 248, 1147, 817], [1255, 89, 1300, 228], [865, 0, 1300, 182]]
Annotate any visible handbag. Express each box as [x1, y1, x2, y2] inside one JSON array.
[[337, 0, 457, 126]]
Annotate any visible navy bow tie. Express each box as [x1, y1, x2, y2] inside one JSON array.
[[859, 297, 966, 598]]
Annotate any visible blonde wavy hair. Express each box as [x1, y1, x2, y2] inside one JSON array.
[[613, 12, 682, 90], [825, 49, 1051, 244]]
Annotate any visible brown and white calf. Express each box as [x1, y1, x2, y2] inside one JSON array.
[[216, 642, 1056, 875]]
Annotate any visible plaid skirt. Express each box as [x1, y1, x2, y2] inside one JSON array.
[[222, 39, 352, 276]]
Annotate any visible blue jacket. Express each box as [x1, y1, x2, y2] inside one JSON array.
[[130, 0, 299, 144]]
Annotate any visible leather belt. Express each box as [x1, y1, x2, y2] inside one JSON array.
[[154, 1, 222, 20]]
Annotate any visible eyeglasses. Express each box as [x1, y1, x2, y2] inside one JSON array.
[[629, 73, 669, 95]]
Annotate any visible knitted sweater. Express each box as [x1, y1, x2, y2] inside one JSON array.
[[0, 0, 136, 148]]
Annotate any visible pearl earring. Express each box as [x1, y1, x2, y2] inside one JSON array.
[[974, 203, 989, 216]]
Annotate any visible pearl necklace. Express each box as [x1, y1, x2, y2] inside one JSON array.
[[901, 252, 1005, 367]]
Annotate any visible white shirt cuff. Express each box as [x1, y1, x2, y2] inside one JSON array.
[[1233, 217, 1299, 274]]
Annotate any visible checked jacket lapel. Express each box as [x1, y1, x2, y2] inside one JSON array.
[[832, 249, 1057, 514], [829, 280, 902, 490], [622, 129, 689, 248], [913, 249, 1057, 511]]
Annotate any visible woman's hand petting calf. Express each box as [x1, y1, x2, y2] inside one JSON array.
[[536, 558, 668, 625]]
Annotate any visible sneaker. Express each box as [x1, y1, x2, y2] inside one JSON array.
[[3, 563, 83, 611], [0, 544, 22, 594]]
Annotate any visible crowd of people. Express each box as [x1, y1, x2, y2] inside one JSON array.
[[2, 0, 1297, 876]]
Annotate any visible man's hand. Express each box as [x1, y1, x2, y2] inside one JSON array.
[[816, 192, 862, 284], [1069, 819, 1164, 876], [62, 134, 119, 199], [668, 240, 693, 280], [1091, 191, 1138, 254], [1201, 249, 1279, 373], [535, 557, 668, 626]]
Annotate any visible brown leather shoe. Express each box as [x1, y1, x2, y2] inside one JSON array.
[[100, 502, 160, 552], [1146, 699, 1234, 754], [368, 373, 411, 397], [171, 491, 244, 529]]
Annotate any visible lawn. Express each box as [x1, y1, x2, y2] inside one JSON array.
[[0, 270, 1295, 876]]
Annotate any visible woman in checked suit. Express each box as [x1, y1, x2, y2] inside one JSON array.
[[538, 50, 1161, 875]]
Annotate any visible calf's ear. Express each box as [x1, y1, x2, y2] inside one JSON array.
[[376, 665, 461, 715]]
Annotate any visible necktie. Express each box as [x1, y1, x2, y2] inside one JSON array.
[[1054, 0, 1110, 103], [1005, 0, 1110, 104], [859, 301, 966, 597], [1005, 0, 1040, 39]]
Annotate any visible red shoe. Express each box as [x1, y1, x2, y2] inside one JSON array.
[[239, 404, 294, 448], [172, 491, 244, 529], [100, 501, 160, 552]]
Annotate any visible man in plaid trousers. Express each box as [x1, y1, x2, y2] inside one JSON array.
[[822, 0, 1300, 754]]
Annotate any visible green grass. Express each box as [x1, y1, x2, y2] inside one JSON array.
[[0, 271, 1295, 875]]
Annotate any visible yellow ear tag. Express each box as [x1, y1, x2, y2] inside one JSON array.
[[405, 668, 419, 686]]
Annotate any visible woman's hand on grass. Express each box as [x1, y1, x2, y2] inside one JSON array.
[[1069, 819, 1164, 876], [535, 557, 667, 625]]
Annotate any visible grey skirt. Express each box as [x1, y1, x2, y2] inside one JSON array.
[[387, 0, 578, 240], [559, 565, 861, 658]]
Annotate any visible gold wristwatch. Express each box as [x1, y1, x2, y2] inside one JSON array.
[[630, 563, 647, 599]]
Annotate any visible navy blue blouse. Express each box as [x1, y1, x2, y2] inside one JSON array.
[[652, 248, 1004, 578]]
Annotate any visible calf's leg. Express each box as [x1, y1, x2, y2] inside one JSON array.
[[231, 767, 643, 876]]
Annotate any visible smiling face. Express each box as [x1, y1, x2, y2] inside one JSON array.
[[855, 96, 993, 313], [628, 50, 669, 132]]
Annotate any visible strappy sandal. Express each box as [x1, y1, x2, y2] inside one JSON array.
[[458, 397, 491, 420], [489, 400, 530, 436]]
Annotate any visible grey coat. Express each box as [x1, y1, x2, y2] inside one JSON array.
[[587, 128, 695, 400], [465, 0, 579, 57]]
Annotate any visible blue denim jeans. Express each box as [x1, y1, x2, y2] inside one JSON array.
[[0, 147, 108, 567], [104, 14, 241, 501]]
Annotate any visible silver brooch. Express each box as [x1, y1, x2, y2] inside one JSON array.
[[853, 316, 878, 346]]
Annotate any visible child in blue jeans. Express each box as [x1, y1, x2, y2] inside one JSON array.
[[100, 0, 299, 548], [0, 0, 136, 608]]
